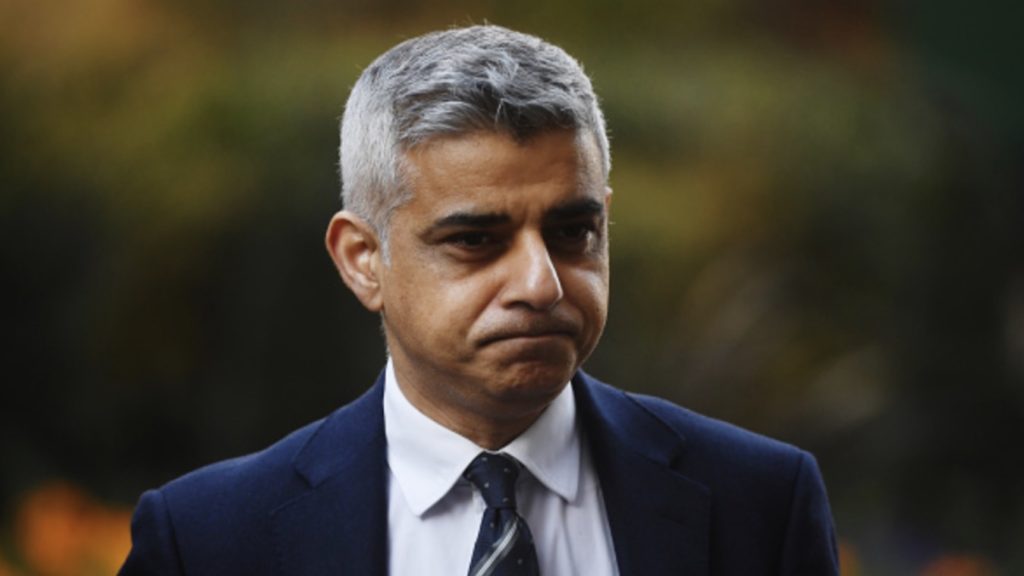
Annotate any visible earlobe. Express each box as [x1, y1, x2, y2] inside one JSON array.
[[325, 211, 384, 312]]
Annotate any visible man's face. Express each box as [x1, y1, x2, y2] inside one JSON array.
[[379, 129, 610, 430]]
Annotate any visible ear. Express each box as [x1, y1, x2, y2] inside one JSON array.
[[325, 211, 384, 312]]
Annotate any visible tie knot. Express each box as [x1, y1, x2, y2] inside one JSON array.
[[464, 453, 520, 509]]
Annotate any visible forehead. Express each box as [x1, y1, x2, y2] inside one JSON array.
[[398, 130, 604, 215]]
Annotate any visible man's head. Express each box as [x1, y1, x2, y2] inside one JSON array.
[[327, 25, 612, 447], [338, 25, 610, 251]]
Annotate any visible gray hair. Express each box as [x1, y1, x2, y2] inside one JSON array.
[[339, 25, 611, 250]]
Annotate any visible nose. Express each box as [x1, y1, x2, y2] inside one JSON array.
[[500, 232, 564, 311]]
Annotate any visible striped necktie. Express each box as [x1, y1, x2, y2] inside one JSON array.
[[464, 453, 540, 576]]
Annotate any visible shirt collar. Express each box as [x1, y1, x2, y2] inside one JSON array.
[[383, 358, 581, 516]]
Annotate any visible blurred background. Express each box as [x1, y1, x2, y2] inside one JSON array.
[[2, 0, 1021, 574]]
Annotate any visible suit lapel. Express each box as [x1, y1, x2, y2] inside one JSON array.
[[575, 373, 711, 576], [272, 376, 389, 576], [265, 371, 709, 575]]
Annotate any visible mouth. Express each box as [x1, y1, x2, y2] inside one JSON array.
[[478, 321, 578, 346]]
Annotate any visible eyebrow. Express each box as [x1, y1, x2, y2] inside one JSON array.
[[425, 197, 605, 234], [546, 198, 606, 221], [428, 211, 511, 232]]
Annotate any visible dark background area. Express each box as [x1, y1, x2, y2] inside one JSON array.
[[2, 1, 1021, 574]]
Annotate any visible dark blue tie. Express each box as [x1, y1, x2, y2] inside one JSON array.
[[464, 453, 541, 576]]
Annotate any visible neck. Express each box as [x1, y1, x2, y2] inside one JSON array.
[[387, 354, 561, 450], [396, 376, 546, 450]]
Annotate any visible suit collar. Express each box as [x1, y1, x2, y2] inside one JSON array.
[[272, 374, 389, 576], [291, 374, 387, 487], [269, 370, 710, 576], [574, 371, 711, 576]]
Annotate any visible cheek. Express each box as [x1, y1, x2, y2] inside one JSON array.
[[409, 274, 500, 340], [576, 257, 610, 296], [444, 280, 500, 320], [567, 268, 610, 321], [586, 286, 610, 331]]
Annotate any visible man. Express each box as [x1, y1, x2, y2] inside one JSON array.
[[121, 25, 839, 575]]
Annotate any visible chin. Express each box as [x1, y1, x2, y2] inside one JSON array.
[[493, 361, 575, 397]]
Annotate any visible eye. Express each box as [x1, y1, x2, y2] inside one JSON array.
[[445, 231, 494, 249], [557, 223, 595, 241], [550, 222, 598, 249]]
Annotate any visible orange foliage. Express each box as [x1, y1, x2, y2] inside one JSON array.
[[838, 539, 862, 576], [920, 554, 999, 576], [13, 482, 131, 576], [0, 554, 24, 576]]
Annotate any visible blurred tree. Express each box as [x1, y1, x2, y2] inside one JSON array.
[[1, 0, 1020, 572]]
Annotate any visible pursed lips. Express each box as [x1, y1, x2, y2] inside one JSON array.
[[478, 320, 578, 346]]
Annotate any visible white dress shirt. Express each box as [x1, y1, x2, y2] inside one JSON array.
[[383, 359, 619, 575]]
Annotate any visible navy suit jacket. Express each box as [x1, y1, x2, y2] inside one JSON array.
[[121, 371, 839, 575]]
